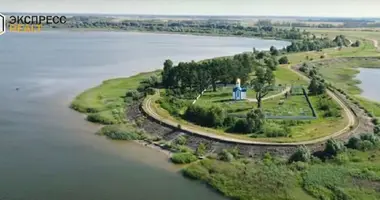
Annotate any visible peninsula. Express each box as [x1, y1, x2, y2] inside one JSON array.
[[71, 19, 380, 200]]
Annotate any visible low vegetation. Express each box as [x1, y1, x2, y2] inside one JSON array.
[[96, 124, 145, 140], [183, 134, 380, 200], [171, 152, 198, 164]]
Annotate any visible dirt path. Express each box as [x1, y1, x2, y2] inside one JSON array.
[[246, 86, 291, 102], [371, 39, 379, 49]]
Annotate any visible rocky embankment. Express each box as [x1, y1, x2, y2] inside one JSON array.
[[127, 102, 333, 157]]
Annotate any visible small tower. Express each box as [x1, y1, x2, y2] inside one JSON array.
[[232, 78, 247, 100]]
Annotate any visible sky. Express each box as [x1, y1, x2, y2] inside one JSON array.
[[0, 0, 380, 18]]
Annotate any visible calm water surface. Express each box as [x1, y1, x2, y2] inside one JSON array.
[[357, 68, 380, 102], [0, 31, 289, 200]]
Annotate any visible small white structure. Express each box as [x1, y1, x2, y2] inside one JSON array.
[[232, 78, 247, 100]]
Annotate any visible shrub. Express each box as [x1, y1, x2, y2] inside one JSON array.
[[218, 149, 234, 162], [374, 126, 380, 134], [184, 104, 226, 128], [182, 163, 210, 180], [372, 118, 379, 125], [324, 139, 346, 156], [96, 125, 142, 140], [126, 90, 141, 101], [263, 122, 290, 137], [174, 135, 187, 145], [333, 153, 350, 165], [278, 56, 289, 64], [289, 145, 311, 163], [229, 119, 250, 133], [196, 143, 207, 156], [360, 140, 374, 151], [360, 133, 379, 145], [346, 137, 361, 150], [87, 112, 117, 124], [171, 153, 197, 164], [223, 116, 237, 127]]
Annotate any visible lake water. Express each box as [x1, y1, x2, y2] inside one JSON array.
[[357, 68, 380, 102], [0, 31, 289, 200]]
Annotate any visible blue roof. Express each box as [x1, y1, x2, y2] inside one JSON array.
[[233, 87, 247, 92]]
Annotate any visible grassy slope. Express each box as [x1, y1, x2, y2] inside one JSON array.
[[71, 71, 158, 124]]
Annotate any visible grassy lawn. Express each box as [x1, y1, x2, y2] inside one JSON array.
[[71, 71, 159, 124], [275, 66, 308, 86], [262, 95, 313, 117]]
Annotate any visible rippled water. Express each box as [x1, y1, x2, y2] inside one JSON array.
[[357, 68, 380, 102]]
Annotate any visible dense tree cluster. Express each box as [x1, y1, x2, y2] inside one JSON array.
[[286, 38, 337, 52], [161, 53, 255, 95], [54, 17, 314, 40], [308, 77, 326, 95], [332, 35, 351, 47]]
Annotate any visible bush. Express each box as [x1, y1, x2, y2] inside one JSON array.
[[289, 145, 311, 163], [360, 140, 374, 151], [229, 119, 250, 133], [125, 90, 141, 101], [372, 118, 379, 125], [196, 143, 207, 156], [346, 137, 361, 150], [218, 149, 234, 162], [278, 56, 289, 64], [184, 104, 226, 128], [223, 116, 237, 127], [324, 139, 346, 156], [87, 112, 118, 124], [374, 126, 380, 134], [174, 135, 187, 145], [171, 153, 198, 164], [182, 163, 210, 180], [96, 125, 143, 140], [262, 122, 290, 137]]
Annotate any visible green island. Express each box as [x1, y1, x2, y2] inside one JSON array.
[[71, 20, 380, 200]]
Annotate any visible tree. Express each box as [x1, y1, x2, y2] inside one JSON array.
[[162, 59, 174, 88], [256, 51, 266, 59], [264, 57, 278, 70], [289, 145, 311, 163], [324, 139, 346, 156], [278, 56, 289, 64], [246, 109, 265, 132], [308, 77, 326, 95], [250, 66, 275, 108], [270, 46, 280, 56], [351, 40, 361, 47]]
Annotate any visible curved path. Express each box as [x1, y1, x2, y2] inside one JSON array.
[[246, 86, 291, 102], [142, 66, 357, 146]]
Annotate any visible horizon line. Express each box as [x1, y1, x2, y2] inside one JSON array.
[[1, 11, 380, 19]]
